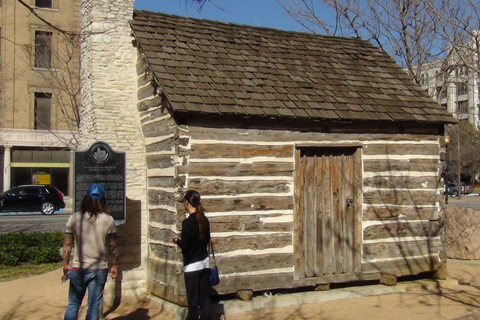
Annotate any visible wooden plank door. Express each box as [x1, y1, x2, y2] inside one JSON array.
[[294, 147, 362, 280]]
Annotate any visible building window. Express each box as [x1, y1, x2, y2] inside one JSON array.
[[34, 92, 52, 130], [419, 73, 429, 85], [436, 86, 447, 100], [35, 0, 53, 8], [457, 100, 468, 115], [457, 82, 468, 96], [34, 31, 52, 68], [11, 149, 70, 195], [11, 167, 69, 195], [457, 65, 469, 76]]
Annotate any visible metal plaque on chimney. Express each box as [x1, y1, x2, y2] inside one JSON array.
[[73, 141, 126, 224]]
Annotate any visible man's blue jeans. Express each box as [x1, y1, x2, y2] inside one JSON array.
[[64, 268, 108, 320]]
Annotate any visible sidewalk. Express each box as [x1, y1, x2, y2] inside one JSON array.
[[0, 259, 479, 320]]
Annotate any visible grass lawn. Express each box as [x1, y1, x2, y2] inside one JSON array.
[[0, 262, 62, 282]]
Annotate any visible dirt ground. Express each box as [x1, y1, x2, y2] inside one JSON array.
[[0, 259, 479, 320]]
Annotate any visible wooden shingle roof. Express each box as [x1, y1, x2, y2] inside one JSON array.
[[130, 10, 455, 124]]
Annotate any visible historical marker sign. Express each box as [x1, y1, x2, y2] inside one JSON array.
[[73, 141, 126, 224]]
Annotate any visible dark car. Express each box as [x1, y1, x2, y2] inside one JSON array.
[[445, 182, 473, 197], [0, 185, 65, 215]]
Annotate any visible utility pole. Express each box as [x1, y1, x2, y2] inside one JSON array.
[[457, 132, 461, 199], [443, 135, 450, 205]]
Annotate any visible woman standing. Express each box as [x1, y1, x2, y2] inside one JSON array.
[[173, 190, 212, 320]]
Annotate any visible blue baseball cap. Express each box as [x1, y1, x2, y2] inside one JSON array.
[[87, 184, 105, 199]]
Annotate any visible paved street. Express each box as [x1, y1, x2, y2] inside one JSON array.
[[447, 194, 480, 210], [0, 212, 70, 234]]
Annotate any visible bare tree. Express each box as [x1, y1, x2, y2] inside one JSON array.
[[181, 0, 227, 12], [277, 0, 479, 84], [445, 122, 480, 184]]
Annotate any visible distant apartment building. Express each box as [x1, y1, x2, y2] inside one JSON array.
[[415, 53, 480, 128], [0, 0, 80, 196]]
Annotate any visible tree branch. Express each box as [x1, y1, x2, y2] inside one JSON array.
[[16, 0, 73, 36]]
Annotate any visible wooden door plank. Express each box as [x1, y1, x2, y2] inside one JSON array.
[[293, 150, 306, 279], [323, 155, 334, 275], [304, 156, 316, 277], [344, 154, 354, 273], [353, 149, 363, 272], [314, 154, 324, 277], [338, 154, 347, 274], [331, 153, 342, 275]]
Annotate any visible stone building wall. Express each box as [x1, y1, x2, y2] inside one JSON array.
[[80, 0, 148, 302]]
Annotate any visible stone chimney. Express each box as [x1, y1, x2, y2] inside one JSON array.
[[80, 0, 148, 302]]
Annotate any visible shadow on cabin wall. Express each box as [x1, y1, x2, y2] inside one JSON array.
[[108, 197, 143, 306]]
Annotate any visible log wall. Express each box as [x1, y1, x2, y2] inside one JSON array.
[[136, 64, 185, 304], [177, 127, 443, 292], [362, 141, 443, 276], [139, 89, 444, 300]]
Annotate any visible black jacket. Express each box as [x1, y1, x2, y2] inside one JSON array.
[[176, 213, 211, 266]]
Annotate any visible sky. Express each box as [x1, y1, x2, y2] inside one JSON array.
[[133, 0, 305, 32]]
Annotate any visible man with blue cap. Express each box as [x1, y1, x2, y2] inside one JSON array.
[[62, 184, 119, 320]]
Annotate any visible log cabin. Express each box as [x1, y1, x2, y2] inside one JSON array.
[[125, 10, 456, 306]]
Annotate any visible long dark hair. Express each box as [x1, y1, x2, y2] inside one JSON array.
[[80, 196, 109, 219], [184, 190, 207, 240]]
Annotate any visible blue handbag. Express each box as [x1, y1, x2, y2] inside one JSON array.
[[208, 240, 220, 286]]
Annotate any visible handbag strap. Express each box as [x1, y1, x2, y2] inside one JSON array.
[[209, 240, 217, 266]]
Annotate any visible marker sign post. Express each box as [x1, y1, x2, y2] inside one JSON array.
[[73, 141, 126, 224]]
